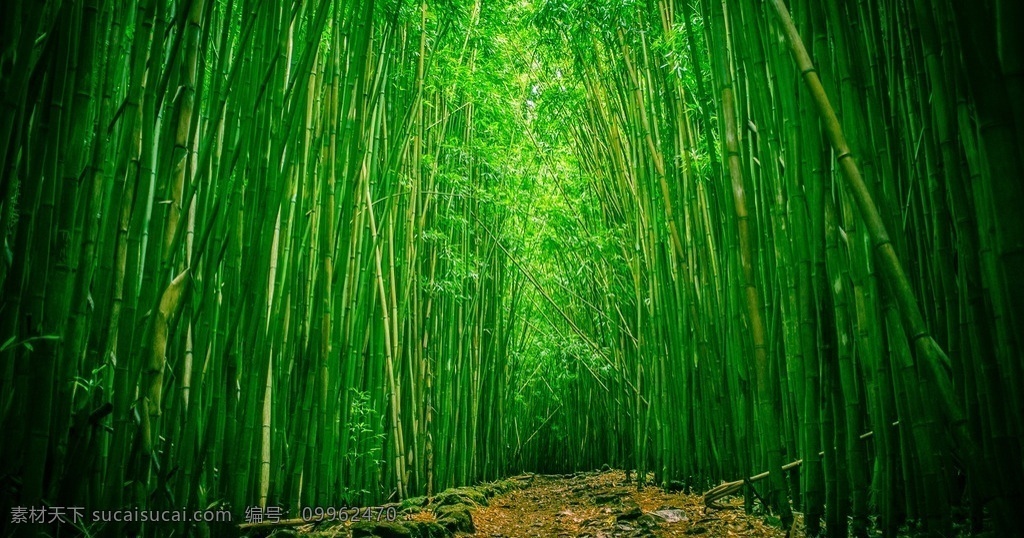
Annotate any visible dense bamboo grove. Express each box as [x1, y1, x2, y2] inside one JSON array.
[[1, 0, 1022, 536]]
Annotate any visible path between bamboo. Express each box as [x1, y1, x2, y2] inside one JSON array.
[[466, 470, 789, 538], [246, 470, 791, 538]]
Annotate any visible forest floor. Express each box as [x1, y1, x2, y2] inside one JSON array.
[[248, 470, 792, 538], [464, 470, 789, 538]]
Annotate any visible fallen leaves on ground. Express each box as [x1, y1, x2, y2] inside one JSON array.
[[470, 470, 790, 538]]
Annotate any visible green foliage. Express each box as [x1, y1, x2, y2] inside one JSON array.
[[1, 0, 1021, 536]]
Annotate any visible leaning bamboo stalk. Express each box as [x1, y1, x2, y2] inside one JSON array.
[[765, 0, 1020, 530], [767, 0, 962, 439]]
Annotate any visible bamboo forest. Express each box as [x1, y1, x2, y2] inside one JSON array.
[[1, 0, 1023, 536]]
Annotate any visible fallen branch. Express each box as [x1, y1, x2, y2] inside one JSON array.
[[702, 423, 896, 508], [703, 459, 804, 509]]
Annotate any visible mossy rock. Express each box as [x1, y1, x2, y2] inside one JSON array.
[[433, 504, 469, 519], [400, 496, 430, 512], [477, 484, 498, 497], [434, 486, 487, 507], [481, 479, 516, 496], [434, 507, 474, 533], [454, 486, 488, 505], [351, 521, 413, 538], [404, 520, 449, 538]]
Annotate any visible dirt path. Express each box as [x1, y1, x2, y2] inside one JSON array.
[[246, 470, 792, 537], [468, 471, 788, 538]]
